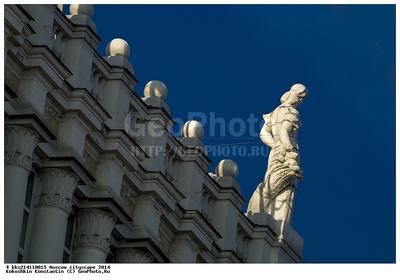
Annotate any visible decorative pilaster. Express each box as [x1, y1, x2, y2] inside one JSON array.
[[27, 168, 79, 263], [210, 160, 241, 251], [132, 195, 162, 240], [4, 125, 39, 263], [72, 209, 117, 263], [115, 248, 155, 263], [64, 4, 98, 90], [102, 38, 135, 130], [5, 125, 39, 171]]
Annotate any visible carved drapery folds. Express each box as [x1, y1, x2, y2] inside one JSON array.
[[247, 84, 307, 223], [5, 125, 39, 171], [73, 209, 117, 254], [115, 248, 155, 263], [262, 144, 302, 206]]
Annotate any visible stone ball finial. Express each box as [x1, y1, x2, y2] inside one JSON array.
[[70, 4, 94, 17], [106, 38, 130, 58], [215, 159, 239, 178], [144, 80, 168, 100], [181, 120, 204, 139]]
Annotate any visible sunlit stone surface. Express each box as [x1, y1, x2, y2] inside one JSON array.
[[4, 4, 303, 263]]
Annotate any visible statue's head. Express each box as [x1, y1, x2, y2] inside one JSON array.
[[280, 83, 307, 107]]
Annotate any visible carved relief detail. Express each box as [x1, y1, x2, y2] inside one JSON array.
[[37, 168, 79, 212], [73, 209, 117, 254], [5, 125, 39, 171], [115, 248, 155, 263]]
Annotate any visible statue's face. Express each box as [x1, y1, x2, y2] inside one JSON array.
[[285, 92, 301, 107], [290, 89, 307, 107]]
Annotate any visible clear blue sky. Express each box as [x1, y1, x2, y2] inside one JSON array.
[[89, 5, 395, 262]]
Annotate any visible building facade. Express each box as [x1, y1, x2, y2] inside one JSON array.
[[4, 4, 303, 263]]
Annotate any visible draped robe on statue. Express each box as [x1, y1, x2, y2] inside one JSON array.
[[246, 104, 303, 223]]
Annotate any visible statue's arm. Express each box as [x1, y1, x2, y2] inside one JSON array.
[[260, 122, 275, 148], [280, 121, 293, 149]]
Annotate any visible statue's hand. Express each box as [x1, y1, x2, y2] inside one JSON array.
[[283, 143, 294, 151], [272, 142, 280, 149]]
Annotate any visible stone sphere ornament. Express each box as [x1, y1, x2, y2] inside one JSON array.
[[144, 80, 168, 100], [70, 4, 94, 17], [106, 38, 130, 58], [215, 159, 239, 178], [181, 120, 204, 139]]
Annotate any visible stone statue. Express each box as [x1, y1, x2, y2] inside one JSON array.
[[246, 84, 307, 223]]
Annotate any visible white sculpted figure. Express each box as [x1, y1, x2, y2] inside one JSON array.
[[246, 84, 307, 223]]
